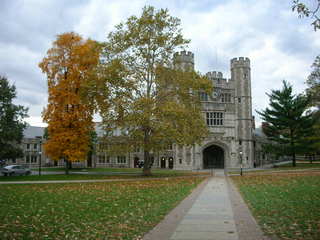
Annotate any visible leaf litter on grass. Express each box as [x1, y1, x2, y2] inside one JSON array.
[[0, 177, 204, 240], [232, 172, 320, 240]]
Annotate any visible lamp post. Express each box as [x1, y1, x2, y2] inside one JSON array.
[[239, 151, 243, 176], [38, 140, 42, 176]]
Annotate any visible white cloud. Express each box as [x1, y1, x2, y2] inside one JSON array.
[[0, 0, 319, 128]]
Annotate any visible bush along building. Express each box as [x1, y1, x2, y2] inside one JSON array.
[[11, 51, 280, 170]]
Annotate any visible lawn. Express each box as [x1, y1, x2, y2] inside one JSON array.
[[275, 163, 320, 170], [0, 177, 205, 239], [0, 169, 205, 181], [30, 167, 197, 175], [232, 172, 320, 240], [228, 163, 320, 175], [31, 167, 143, 172]]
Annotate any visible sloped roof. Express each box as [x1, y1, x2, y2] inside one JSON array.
[[23, 126, 44, 138]]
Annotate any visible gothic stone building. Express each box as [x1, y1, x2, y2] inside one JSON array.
[[170, 51, 254, 170], [12, 51, 256, 170], [95, 51, 255, 170]]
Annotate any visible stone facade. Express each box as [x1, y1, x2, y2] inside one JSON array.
[[172, 51, 254, 170]]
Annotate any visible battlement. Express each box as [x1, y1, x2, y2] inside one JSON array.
[[206, 71, 223, 79], [173, 50, 194, 63], [230, 57, 250, 68]]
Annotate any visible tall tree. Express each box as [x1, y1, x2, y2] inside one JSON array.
[[39, 32, 100, 174], [292, 0, 320, 31], [306, 57, 320, 153], [306, 55, 320, 108], [0, 76, 28, 162], [309, 110, 320, 152], [257, 80, 313, 167], [96, 6, 212, 175]]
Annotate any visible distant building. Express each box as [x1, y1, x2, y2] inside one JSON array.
[[5, 126, 45, 167]]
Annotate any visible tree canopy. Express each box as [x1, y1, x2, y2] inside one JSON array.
[[292, 0, 320, 31], [96, 6, 213, 175], [39, 32, 100, 172], [307, 55, 320, 108], [0, 76, 28, 161], [257, 80, 314, 166]]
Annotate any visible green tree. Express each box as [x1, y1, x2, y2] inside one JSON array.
[[96, 6, 212, 175], [0, 76, 28, 162], [310, 110, 320, 152], [257, 80, 313, 167], [292, 0, 320, 31], [306, 55, 320, 108]]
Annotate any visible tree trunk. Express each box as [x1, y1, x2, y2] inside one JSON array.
[[65, 158, 69, 175], [292, 152, 296, 167], [290, 130, 296, 167], [143, 150, 151, 176], [142, 129, 152, 176]]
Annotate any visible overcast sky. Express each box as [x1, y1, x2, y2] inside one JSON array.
[[1, 0, 319, 127]]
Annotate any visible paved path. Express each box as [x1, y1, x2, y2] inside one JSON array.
[[144, 170, 271, 240], [169, 174, 238, 240]]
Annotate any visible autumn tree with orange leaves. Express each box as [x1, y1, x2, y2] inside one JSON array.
[[39, 32, 100, 174]]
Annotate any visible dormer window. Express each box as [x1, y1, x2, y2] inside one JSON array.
[[199, 92, 208, 101]]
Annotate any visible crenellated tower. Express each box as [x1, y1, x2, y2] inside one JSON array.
[[231, 57, 253, 167], [173, 51, 194, 71]]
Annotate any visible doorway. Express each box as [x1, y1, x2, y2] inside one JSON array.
[[203, 145, 224, 169]]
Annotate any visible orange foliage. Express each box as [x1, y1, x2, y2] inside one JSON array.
[[39, 32, 100, 162]]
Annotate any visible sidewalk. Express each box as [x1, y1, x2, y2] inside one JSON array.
[[144, 171, 271, 240], [169, 175, 238, 240]]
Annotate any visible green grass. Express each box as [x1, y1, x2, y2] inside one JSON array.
[[228, 163, 320, 174], [31, 167, 142, 172], [275, 163, 320, 170], [0, 177, 205, 239], [0, 170, 205, 182], [232, 172, 320, 240], [31, 167, 194, 174]]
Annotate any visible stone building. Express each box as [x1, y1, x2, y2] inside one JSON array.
[[12, 51, 261, 170], [5, 126, 45, 167], [94, 51, 256, 170], [171, 51, 254, 170]]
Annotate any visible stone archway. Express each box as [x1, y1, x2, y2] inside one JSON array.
[[203, 145, 224, 169]]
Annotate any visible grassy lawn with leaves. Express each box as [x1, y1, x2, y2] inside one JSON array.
[[31, 167, 144, 172], [0, 169, 205, 181], [228, 163, 320, 175], [275, 163, 320, 170], [0, 177, 204, 239], [232, 172, 320, 240]]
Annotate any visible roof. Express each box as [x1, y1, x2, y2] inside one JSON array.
[[253, 128, 266, 138], [23, 126, 44, 138], [94, 122, 105, 137]]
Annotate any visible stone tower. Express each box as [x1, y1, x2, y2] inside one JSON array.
[[231, 57, 254, 167], [173, 51, 194, 71]]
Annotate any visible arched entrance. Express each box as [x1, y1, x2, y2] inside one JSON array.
[[160, 157, 166, 168], [168, 157, 174, 169], [203, 145, 224, 169], [134, 157, 139, 168]]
